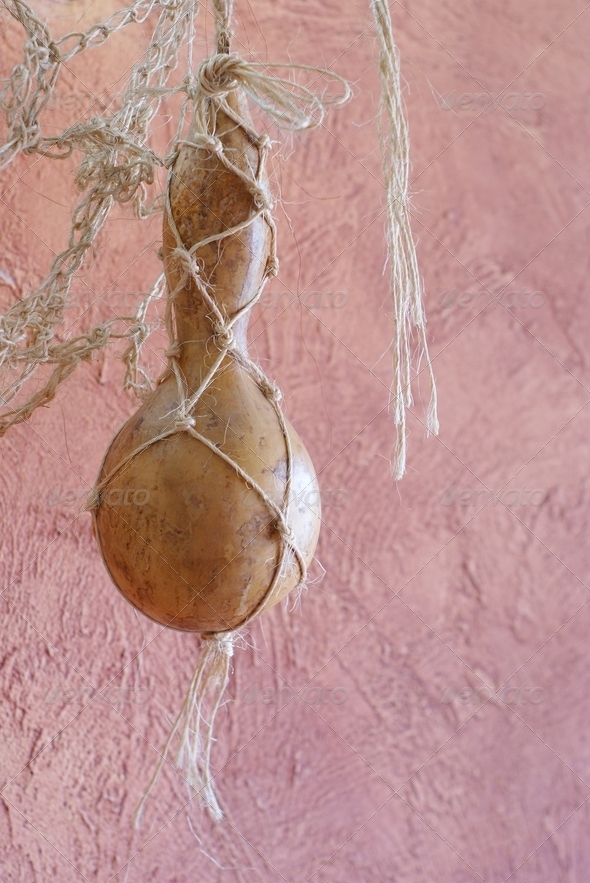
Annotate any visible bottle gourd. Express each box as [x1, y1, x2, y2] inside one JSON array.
[[92, 81, 321, 635]]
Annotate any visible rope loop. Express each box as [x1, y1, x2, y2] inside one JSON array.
[[87, 324, 111, 347]]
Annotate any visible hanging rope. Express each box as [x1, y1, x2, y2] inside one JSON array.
[[135, 632, 235, 825], [0, 0, 201, 431], [371, 0, 439, 478]]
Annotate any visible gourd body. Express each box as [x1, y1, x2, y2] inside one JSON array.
[[93, 89, 321, 633]]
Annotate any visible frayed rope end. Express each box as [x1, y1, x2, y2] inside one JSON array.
[[134, 631, 235, 828]]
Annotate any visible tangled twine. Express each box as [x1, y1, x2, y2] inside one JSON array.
[[0, 0, 348, 437], [0, 0, 200, 433]]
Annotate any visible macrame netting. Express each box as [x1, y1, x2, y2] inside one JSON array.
[[0, 0, 439, 821]]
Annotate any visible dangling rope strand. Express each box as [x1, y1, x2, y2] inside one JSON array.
[[371, 0, 439, 479], [134, 632, 235, 827]]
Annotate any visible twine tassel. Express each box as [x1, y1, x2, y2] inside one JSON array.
[[135, 632, 235, 827]]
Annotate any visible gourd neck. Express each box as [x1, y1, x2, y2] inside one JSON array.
[[163, 86, 272, 388]]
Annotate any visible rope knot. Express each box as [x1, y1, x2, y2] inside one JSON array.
[[174, 414, 196, 433], [88, 325, 110, 346], [275, 519, 296, 546], [256, 133, 272, 154], [250, 185, 271, 211], [180, 74, 197, 101], [165, 341, 182, 359], [265, 256, 279, 278], [191, 134, 223, 154], [170, 245, 190, 264], [47, 41, 60, 64], [202, 631, 235, 657], [213, 324, 234, 349], [197, 54, 245, 98], [212, 138, 225, 156], [169, 246, 195, 282], [260, 378, 282, 402]]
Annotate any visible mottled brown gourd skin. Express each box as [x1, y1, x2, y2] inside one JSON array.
[[94, 89, 321, 633]]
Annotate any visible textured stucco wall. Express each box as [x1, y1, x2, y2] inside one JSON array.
[[1, 1, 590, 881]]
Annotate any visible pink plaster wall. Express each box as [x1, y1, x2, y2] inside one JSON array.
[[1, 1, 589, 880]]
